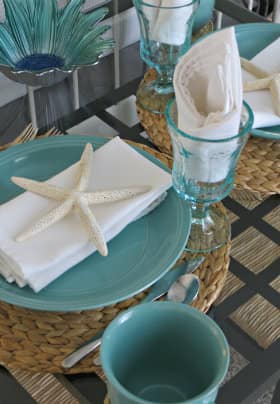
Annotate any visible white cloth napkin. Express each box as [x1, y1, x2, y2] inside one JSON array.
[[0, 137, 171, 292], [173, 27, 243, 183], [145, 0, 194, 46], [243, 37, 280, 129]]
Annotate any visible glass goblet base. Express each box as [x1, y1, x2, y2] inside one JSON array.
[[136, 80, 174, 114], [185, 204, 231, 254]]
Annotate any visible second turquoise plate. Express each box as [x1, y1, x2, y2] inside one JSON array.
[[0, 136, 191, 311]]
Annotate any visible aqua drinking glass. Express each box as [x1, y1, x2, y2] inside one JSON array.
[[134, 0, 199, 113], [101, 302, 230, 404], [166, 99, 254, 253]]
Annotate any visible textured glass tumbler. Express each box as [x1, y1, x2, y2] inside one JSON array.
[[134, 0, 199, 113], [166, 99, 254, 253]]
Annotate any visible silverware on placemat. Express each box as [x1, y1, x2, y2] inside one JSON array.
[[62, 257, 204, 369], [0, 124, 63, 151]]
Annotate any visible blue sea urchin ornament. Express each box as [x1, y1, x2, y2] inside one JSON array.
[[0, 0, 114, 86]]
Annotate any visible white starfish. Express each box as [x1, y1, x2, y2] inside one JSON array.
[[241, 57, 280, 117], [11, 143, 150, 256]]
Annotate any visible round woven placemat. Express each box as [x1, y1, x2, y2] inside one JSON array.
[[104, 396, 110, 404], [0, 135, 230, 375], [136, 69, 280, 196]]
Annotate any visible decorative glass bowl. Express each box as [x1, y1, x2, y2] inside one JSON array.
[[0, 0, 114, 87]]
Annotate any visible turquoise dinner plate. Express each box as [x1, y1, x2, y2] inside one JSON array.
[[235, 23, 280, 140], [0, 136, 191, 311]]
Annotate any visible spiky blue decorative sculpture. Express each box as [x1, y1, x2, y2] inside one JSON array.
[[0, 0, 114, 86]]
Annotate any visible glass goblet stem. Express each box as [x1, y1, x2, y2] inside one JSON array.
[[187, 202, 230, 253], [154, 69, 174, 94], [190, 202, 209, 220]]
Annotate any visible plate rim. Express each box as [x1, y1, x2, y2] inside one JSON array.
[[0, 135, 191, 311]]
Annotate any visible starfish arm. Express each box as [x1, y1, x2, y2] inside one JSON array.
[[16, 198, 73, 242], [240, 58, 269, 79], [11, 177, 70, 201], [269, 75, 280, 117], [243, 77, 271, 92], [83, 186, 151, 205], [76, 143, 93, 192], [77, 199, 108, 257]]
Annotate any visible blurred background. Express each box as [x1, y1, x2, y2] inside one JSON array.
[[0, 0, 277, 146]]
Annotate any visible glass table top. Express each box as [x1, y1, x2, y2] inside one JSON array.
[[0, 1, 279, 403]]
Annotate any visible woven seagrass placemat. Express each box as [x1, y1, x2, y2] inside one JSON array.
[[0, 127, 279, 404], [0, 133, 230, 378]]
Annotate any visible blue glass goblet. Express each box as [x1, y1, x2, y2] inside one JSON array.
[[134, 0, 199, 113], [166, 99, 254, 253]]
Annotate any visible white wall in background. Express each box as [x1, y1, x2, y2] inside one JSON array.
[[0, 76, 26, 108], [101, 7, 140, 49], [117, 7, 140, 48]]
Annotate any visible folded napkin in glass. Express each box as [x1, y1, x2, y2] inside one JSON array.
[[0, 137, 171, 292], [243, 36, 280, 129], [173, 27, 242, 183], [145, 0, 194, 46]]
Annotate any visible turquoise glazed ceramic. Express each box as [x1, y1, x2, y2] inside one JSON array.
[[101, 302, 230, 404], [0, 136, 191, 311], [0, 0, 114, 86], [193, 0, 215, 32]]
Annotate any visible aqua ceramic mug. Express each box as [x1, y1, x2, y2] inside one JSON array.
[[194, 0, 215, 32], [101, 302, 229, 404]]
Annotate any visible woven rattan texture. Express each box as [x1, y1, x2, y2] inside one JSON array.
[[1, 115, 279, 403], [0, 135, 230, 375], [136, 69, 280, 196]]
